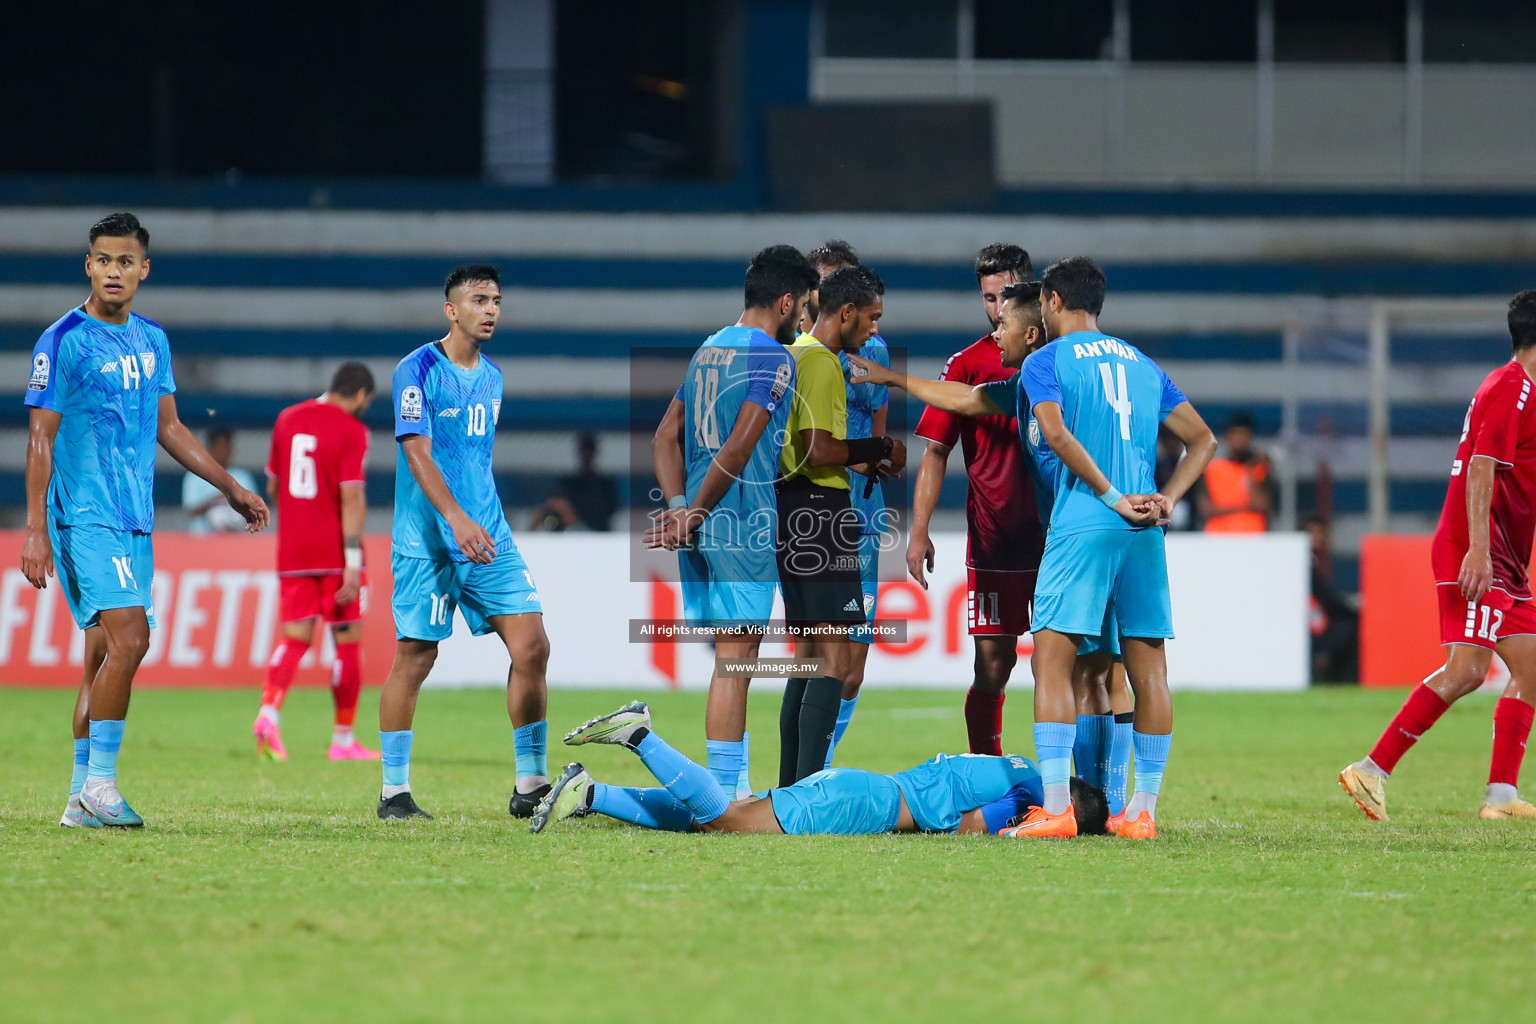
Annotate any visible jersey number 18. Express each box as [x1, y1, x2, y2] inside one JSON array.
[[692, 367, 721, 449]]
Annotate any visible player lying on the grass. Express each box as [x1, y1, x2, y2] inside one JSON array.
[[529, 701, 1109, 837], [1341, 289, 1536, 822]]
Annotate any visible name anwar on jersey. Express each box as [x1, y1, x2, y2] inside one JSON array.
[[1070, 338, 1138, 361]]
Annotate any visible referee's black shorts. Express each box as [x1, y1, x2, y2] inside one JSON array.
[[775, 477, 864, 630]]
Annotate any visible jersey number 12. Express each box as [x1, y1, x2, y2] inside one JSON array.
[[1098, 363, 1133, 440]]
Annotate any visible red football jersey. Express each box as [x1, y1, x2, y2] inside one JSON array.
[[914, 335, 1043, 571], [266, 399, 369, 576], [1431, 361, 1536, 601]]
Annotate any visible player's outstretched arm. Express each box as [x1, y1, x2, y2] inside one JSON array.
[[847, 354, 999, 419], [157, 395, 269, 533], [1147, 402, 1219, 521], [399, 434, 497, 564], [21, 408, 61, 589], [1034, 400, 1158, 527], [652, 395, 686, 503], [1460, 455, 1497, 603]]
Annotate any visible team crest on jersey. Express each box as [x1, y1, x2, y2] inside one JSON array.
[[1027, 418, 1041, 447], [492, 399, 501, 425], [139, 352, 156, 379], [400, 385, 423, 423], [771, 360, 792, 401], [29, 353, 49, 391]]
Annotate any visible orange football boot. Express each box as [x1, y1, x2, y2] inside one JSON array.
[[1113, 810, 1157, 839], [1106, 810, 1126, 835], [1001, 804, 1077, 838]]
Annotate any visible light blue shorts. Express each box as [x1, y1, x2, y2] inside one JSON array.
[[1033, 528, 1173, 641], [891, 753, 1043, 833], [769, 768, 904, 835], [679, 545, 776, 630], [391, 546, 542, 642], [49, 523, 155, 630], [851, 532, 880, 646]]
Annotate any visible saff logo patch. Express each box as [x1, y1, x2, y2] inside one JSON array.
[[400, 385, 423, 423], [29, 353, 50, 391], [770, 360, 792, 402]]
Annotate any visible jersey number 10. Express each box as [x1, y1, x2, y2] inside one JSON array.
[[692, 367, 721, 448]]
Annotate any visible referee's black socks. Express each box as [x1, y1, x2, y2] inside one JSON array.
[[778, 678, 808, 788], [795, 677, 844, 783]]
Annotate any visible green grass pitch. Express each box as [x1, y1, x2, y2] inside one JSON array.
[[2, 685, 1533, 1024]]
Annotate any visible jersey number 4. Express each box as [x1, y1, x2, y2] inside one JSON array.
[[1097, 363, 1133, 440]]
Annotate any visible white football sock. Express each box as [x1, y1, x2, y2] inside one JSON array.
[[1486, 782, 1519, 803], [1356, 757, 1388, 778], [258, 705, 280, 727], [331, 726, 354, 746], [516, 775, 550, 794], [1126, 791, 1159, 818], [381, 783, 411, 799]]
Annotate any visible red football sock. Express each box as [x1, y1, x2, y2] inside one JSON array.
[[964, 687, 1006, 756], [331, 642, 362, 729], [1367, 684, 1450, 774], [1489, 697, 1535, 787], [260, 638, 310, 710]]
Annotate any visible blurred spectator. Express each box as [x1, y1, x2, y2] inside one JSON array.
[[183, 428, 259, 534], [1197, 412, 1272, 532], [1154, 426, 1194, 530], [529, 433, 618, 532], [1306, 516, 1359, 682]]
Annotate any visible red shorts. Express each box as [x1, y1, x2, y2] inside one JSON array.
[[967, 567, 1036, 636], [1436, 582, 1536, 650], [280, 573, 368, 626]]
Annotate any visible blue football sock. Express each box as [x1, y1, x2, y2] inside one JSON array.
[[737, 732, 752, 795], [513, 721, 548, 787], [86, 720, 125, 781], [1072, 714, 1106, 788], [1033, 720, 1076, 814], [589, 783, 695, 832], [634, 730, 730, 823], [825, 696, 860, 769], [380, 729, 413, 789], [1128, 730, 1172, 817], [979, 784, 1038, 835], [70, 737, 90, 795], [1107, 715, 1134, 815], [706, 739, 745, 795]]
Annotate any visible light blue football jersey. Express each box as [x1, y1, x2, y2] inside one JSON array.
[[679, 326, 794, 545], [1020, 331, 1187, 534], [840, 335, 890, 535], [24, 308, 175, 533], [391, 342, 515, 562]]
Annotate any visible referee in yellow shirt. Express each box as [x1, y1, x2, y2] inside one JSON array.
[[777, 265, 907, 785]]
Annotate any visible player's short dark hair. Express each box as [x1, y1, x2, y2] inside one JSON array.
[[1224, 411, 1256, 433], [1040, 256, 1106, 316], [817, 265, 885, 315], [743, 244, 818, 310], [206, 427, 234, 445], [1069, 777, 1109, 836], [1000, 281, 1043, 326], [1510, 289, 1536, 352], [330, 361, 375, 398], [89, 212, 149, 250], [444, 263, 500, 298], [808, 239, 860, 273], [974, 243, 1032, 283]]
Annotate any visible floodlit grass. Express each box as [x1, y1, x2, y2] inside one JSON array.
[[2, 686, 1533, 1024]]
